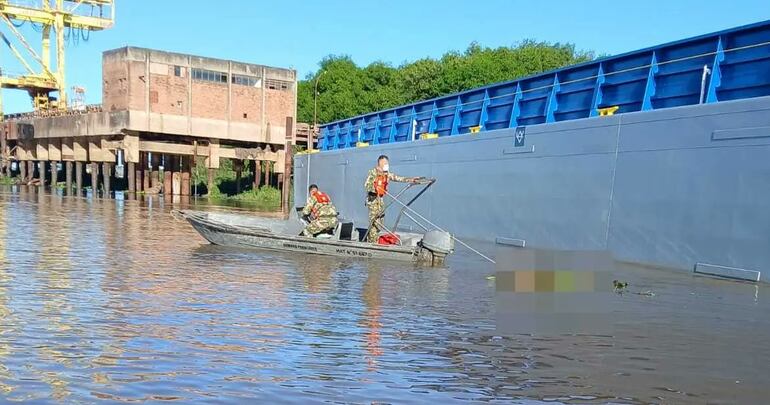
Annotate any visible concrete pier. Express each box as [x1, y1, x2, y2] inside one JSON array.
[[38, 162, 46, 185], [51, 161, 59, 187], [75, 161, 83, 195], [20, 160, 27, 182], [150, 153, 160, 193], [90, 163, 99, 195], [65, 161, 73, 194], [141, 153, 150, 193], [127, 162, 136, 193], [170, 156, 181, 196], [207, 168, 215, 195], [254, 160, 261, 189], [27, 161, 34, 183], [263, 161, 270, 187], [135, 165, 143, 193], [102, 162, 112, 197], [234, 159, 243, 194], [181, 156, 191, 196], [163, 168, 172, 196]]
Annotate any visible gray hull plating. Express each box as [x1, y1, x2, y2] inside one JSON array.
[[295, 96, 770, 279]]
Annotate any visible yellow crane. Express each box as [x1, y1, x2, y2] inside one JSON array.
[[0, 0, 114, 115]]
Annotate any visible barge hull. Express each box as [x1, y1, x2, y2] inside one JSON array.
[[294, 96, 770, 279]]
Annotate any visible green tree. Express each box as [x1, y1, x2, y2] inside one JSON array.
[[297, 40, 595, 126]]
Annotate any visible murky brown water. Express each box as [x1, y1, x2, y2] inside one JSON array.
[[0, 186, 767, 404]]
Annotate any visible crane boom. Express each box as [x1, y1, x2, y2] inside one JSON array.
[[0, 0, 115, 114]]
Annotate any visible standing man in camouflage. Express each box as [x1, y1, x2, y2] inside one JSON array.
[[301, 184, 339, 237], [364, 155, 422, 243]]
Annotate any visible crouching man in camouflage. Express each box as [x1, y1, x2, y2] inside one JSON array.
[[301, 184, 339, 237], [364, 155, 422, 243]]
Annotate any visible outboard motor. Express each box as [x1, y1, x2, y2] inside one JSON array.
[[418, 230, 454, 266]]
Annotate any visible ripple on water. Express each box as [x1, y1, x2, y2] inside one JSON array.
[[0, 187, 767, 404]]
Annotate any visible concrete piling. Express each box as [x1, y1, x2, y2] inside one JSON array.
[[51, 161, 59, 187], [142, 153, 150, 193], [234, 159, 242, 194], [163, 165, 172, 196], [150, 153, 160, 193], [254, 160, 261, 189], [170, 156, 181, 196], [207, 168, 215, 195], [28, 161, 35, 183], [181, 156, 190, 196], [90, 162, 99, 196], [75, 161, 83, 195], [127, 162, 136, 193], [65, 161, 73, 194], [136, 167, 143, 193], [263, 161, 270, 188], [38, 162, 46, 185], [20, 160, 27, 182], [102, 162, 112, 197]]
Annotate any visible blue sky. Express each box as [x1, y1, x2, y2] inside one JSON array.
[[1, 0, 768, 113]]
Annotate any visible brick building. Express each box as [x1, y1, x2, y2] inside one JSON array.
[[102, 46, 297, 145], [3, 47, 299, 201]]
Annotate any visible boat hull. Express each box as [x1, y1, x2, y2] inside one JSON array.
[[177, 210, 436, 263]]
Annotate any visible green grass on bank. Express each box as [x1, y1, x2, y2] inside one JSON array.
[[209, 185, 282, 210], [190, 157, 293, 211]]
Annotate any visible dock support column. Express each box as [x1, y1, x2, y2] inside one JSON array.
[[263, 161, 270, 188], [207, 168, 215, 196], [51, 161, 59, 187], [136, 164, 143, 194], [254, 160, 261, 189], [142, 153, 150, 193], [171, 156, 181, 196], [28, 161, 35, 184], [127, 162, 136, 194], [163, 155, 172, 196], [90, 163, 99, 196], [65, 161, 73, 195], [234, 159, 243, 194], [181, 156, 190, 196], [75, 161, 83, 195], [38, 161, 46, 186], [150, 153, 160, 193], [20, 160, 27, 182], [102, 162, 112, 197]]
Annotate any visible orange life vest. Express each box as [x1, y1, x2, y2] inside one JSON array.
[[378, 232, 400, 245], [374, 174, 388, 197], [310, 191, 331, 217]]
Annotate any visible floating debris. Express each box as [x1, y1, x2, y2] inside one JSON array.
[[613, 280, 654, 296]]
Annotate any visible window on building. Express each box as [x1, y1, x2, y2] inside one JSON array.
[[191, 68, 228, 84], [231, 74, 260, 87], [264, 78, 293, 92]]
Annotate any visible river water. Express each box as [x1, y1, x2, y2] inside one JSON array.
[[0, 186, 767, 404]]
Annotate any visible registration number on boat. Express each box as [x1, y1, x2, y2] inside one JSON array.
[[336, 248, 373, 258]]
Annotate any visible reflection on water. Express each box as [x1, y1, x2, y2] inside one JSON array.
[[0, 186, 768, 403]]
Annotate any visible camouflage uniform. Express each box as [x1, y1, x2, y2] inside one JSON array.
[[364, 168, 407, 243], [301, 192, 338, 237]]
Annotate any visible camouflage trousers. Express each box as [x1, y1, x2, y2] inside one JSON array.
[[366, 197, 385, 243], [302, 216, 338, 237]]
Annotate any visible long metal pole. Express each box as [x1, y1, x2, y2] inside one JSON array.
[[385, 189, 497, 264], [312, 70, 326, 149]]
